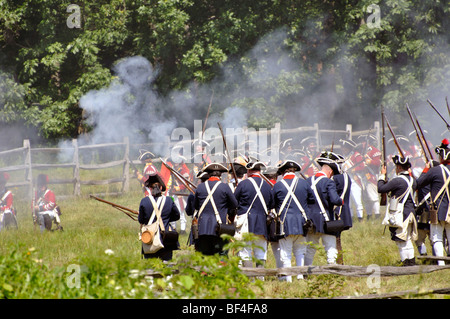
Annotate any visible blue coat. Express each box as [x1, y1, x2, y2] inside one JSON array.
[[307, 174, 343, 234], [273, 176, 315, 236], [138, 195, 181, 254], [378, 172, 417, 221], [417, 164, 450, 222], [194, 178, 238, 236], [332, 172, 353, 230], [234, 176, 274, 239]]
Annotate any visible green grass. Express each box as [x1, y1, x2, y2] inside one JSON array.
[[0, 181, 449, 298]]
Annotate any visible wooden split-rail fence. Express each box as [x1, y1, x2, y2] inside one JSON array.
[[0, 122, 380, 202]]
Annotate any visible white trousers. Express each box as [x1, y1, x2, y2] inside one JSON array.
[[365, 183, 380, 216], [305, 232, 338, 266], [270, 241, 283, 268], [278, 235, 307, 282], [38, 210, 60, 232], [171, 195, 187, 231], [350, 179, 364, 219], [396, 239, 415, 261], [238, 234, 267, 261], [430, 221, 450, 265]]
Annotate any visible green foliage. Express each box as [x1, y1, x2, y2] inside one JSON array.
[[0, 0, 449, 141]]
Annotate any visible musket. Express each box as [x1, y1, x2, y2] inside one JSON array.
[[202, 90, 214, 137], [160, 157, 196, 194], [128, 156, 139, 173], [406, 104, 429, 163], [427, 99, 450, 131], [90, 195, 138, 221], [413, 111, 435, 161], [380, 105, 387, 206], [384, 114, 406, 159], [218, 122, 239, 188], [446, 97, 450, 120]]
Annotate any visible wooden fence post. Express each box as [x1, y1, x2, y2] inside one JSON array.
[[314, 123, 321, 151], [72, 139, 81, 196], [346, 124, 352, 140], [122, 137, 130, 193], [23, 139, 33, 201]]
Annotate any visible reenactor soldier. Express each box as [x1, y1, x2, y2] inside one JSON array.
[[0, 172, 17, 230], [417, 139, 450, 265], [340, 139, 365, 221], [192, 139, 211, 180], [138, 173, 180, 261], [358, 134, 382, 220], [193, 163, 238, 256], [234, 159, 274, 270], [305, 152, 344, 266], [160, 155, 191, 234], [331, 152, 353, 264], [134, 150, 159, 195], [273, 160, 315, 281], [33, 174, 63, 232], [299, 137, 320, 178], [378, 155, 418, 266], [186, 170, 210, 246]]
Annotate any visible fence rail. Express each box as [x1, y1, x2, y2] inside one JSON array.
[[0, 122, 380, 200]]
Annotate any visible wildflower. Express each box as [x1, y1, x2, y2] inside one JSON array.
[[104, 249, 114, 255]]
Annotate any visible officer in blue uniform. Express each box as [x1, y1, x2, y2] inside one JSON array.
[[186, 170, 209, 246], [417, 139, 450, 265], [138, 173, 180, 261], [305, 152, 344, 265], [330, 152, 352, 264], [378, 155, 417, 266], [234, 160, 274, 269], [273, 160, 315, 281], [332, 153, 353, 231], [193, 163, 238, 255]]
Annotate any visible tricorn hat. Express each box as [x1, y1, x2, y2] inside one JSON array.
[[138, 149, 155, 161], [203, 163, 228, 173], [340, 139, 357, 149], [196, 170, 210, 180], [392, 154, 411, 169], [316, 151, 343, 175], [245, 160, 267, 171], [229, 163, 247, 176], [276, 160, 301, 174], [144, 173, 167, 192], [435, 138, 450, 160]]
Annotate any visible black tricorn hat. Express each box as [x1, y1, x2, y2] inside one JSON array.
[[276, 160, 301, 174], [436, 138, 450, 160], [196, 170, 210, 180], [229, 163, 247, 175], [392, 154, 411, 169], [138, 149, 155, 161], [144, 173, 166, 192], [245, 160, 267, 171], [203, 163, 228, 173], [340, 138, 357, 149], [316, 151, 343, 175]]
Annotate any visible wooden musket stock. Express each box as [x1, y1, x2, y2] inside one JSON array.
[[90, 195, 138, 221]]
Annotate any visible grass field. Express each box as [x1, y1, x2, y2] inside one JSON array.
[[1, 179, 449, 299]]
